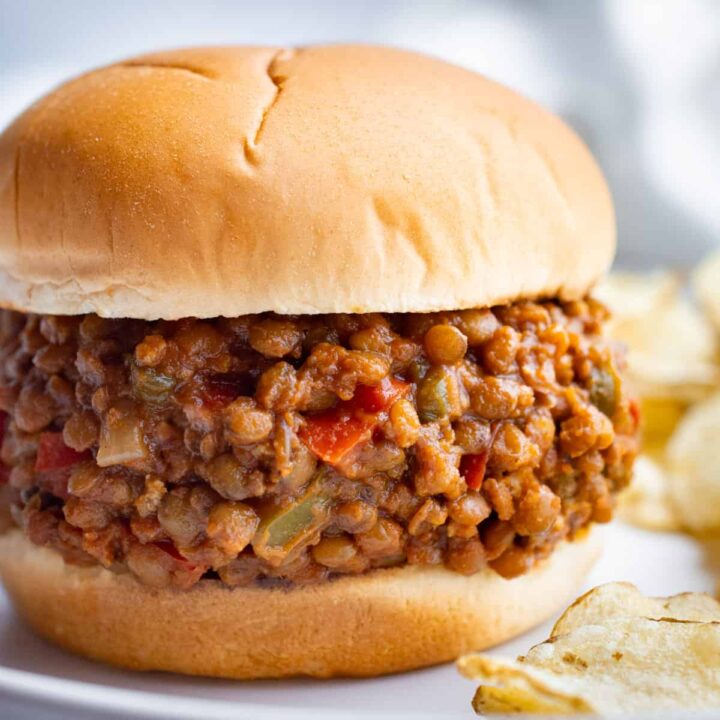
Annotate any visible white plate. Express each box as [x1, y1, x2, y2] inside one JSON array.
[[0, 523, 715, 719]]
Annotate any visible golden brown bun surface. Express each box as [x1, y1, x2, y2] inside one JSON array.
[[0, 529, 601, 678], [0, 46, 614, 320]]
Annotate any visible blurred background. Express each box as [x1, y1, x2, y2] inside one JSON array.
[[1, 0, 719, 269]]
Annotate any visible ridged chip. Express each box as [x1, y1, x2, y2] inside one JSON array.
[[693, 250, 720, 333], [616, 455, 679, 531], [667, 391, 720, 533], [459, 584, 720, 715], [597, 271, 719, 403], [552, 581, 720, 637]]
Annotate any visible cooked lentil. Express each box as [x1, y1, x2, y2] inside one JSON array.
[[0, 300, 638, 588]]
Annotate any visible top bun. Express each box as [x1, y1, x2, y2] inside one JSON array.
[[0, 45, 614, 320]]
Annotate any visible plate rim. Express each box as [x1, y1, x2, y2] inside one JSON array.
[[0, 663, 429, 720]]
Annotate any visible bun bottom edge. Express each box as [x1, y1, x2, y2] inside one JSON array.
[[0, 528, 602, 679]]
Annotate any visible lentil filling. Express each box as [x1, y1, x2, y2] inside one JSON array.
[[0, 300, 638, 588]]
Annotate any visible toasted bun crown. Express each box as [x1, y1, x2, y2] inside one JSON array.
[[0, 46, 614, 319]]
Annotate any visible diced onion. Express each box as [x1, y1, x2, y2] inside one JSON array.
[[96, 409, 149, 468]]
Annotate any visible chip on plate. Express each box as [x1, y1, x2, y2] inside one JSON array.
[[458, 654, 593, 715], [616, 454, 679, 531], [667, 391, 720, 533], [458, 584, 720, 715], [594, 271, 678, 320], [637, 397, 686, 451], [552, 581, 720, 636], [597, 271, 719, 403], [693, 250, 720, 333]]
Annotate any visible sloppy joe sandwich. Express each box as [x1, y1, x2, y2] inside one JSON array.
[[0, 45, 638, 678]]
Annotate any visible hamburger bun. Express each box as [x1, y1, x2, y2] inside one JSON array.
[[0, 45, 614, 320], [0, 528, 601, 678]]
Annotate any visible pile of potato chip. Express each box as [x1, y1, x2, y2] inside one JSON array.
[[595, 250, 720, 533], [458, 582, 720, 715]]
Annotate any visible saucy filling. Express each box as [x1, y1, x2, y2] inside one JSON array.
[[0, 301, 638, 588]]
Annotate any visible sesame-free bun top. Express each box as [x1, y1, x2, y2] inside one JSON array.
[[0, 45, 614, 320]]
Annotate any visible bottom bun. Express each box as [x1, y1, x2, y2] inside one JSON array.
[[0, 529, 601, 678]]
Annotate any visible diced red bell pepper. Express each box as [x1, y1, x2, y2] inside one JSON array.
[[349, 377, 410, 414], [35, 432, 90, 472], [299, 410, 373, 465], [629, 398, 641, 429], [459, 423, 499, 491], [460, 452, 489, 491], [34, 432, 90, 499], [299, 376, 410, 464], [154, 541, 199, 571], [200, 372, 252, 409]]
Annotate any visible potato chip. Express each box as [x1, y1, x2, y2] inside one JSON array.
[[616, 455, 680, 531], [594, 271, 679, 320], [693, 250, 720, 333], [526, 617, 720, 712], [551, 581, 720, 637], [615, 295, 719, 402], [667, 391, 720, 533], [637, 396, 686, 449], [458, 654, 593, 715], [459, 584, 720, 714], [598, 271, 719, 403], [459, 617, 720, 715]]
